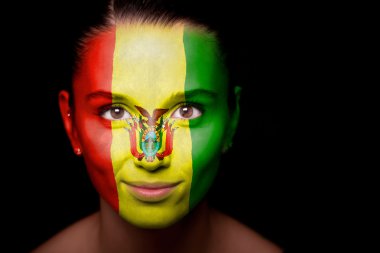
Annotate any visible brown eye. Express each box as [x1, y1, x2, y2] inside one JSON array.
[[171, 105, 202, 119], [179, 106, 193, 118], [101, 106, 132, 120], [111, 107, 124, 119]]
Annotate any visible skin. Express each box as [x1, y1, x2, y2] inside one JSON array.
[[59, 22, 239, 229], [33, 21, 283, 253], [32, 201, 283, 253]]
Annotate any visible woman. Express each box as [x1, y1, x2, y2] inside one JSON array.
[[32, 0, 283, 252]]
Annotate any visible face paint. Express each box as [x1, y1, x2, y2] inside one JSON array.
[[72, 27, 119, 212], [72, 23, 233, 229], [183, 28, 230, 209], [126, 106, 175, 162]]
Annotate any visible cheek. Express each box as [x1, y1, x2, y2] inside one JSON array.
[[110, 127, 132, 178], [188, 118, 227, 208], [191, 107, 229, 171], [191, 123, 225, 170], [80, 119, 113, 167], [76, 116, 120, 211]]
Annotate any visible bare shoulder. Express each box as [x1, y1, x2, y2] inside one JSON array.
[[31, 212, 100, 253], [210, 209, 283, 253]]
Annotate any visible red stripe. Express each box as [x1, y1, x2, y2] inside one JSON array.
[[73, 26, 119, 212]]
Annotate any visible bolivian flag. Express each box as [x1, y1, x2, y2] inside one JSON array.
[[72, 22, 234, 228]]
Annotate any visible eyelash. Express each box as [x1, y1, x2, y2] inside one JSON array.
[[99, 104, 131, 120], [99, 103, 204, 120], [171, 103, 203, 119], [178, 102, 203, 111]]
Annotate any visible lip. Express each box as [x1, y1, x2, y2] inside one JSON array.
[[124, 181, 181, 202]]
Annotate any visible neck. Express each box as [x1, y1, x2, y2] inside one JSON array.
[[98, 198, 212, 253]]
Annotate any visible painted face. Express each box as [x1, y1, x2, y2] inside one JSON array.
[[70, 23, 237, 228]]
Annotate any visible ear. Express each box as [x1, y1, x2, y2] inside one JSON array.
[[223, 86, 241, 153], [58, 90, 82, 155]]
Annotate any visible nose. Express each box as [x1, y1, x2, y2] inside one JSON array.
[[133, 155, 171, 172]]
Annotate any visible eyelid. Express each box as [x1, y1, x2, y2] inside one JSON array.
[[174, 102, 203, 111], [99, 103, 128, 113], [170, 102, 203, 119], [100, 103, 132, 121]]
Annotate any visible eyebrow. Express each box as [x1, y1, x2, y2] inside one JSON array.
[[86, 90, 125, 101], [168, 89, 217, 101], [86, 89, 217, 102]]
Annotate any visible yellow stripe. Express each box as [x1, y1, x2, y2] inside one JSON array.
[[110, 23, 193, 228]]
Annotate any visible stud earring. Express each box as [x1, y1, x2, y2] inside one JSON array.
[[75, 148, 82, 155], [67, 113, 71, 117], [222, 142, 233, 153]]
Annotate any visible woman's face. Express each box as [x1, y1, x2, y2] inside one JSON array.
[[63, 23, 238, 228]]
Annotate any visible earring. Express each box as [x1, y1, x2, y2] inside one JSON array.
[[222, 142, 233, 153], [75, 148, 82, 156], [67, 113, 71, 117]]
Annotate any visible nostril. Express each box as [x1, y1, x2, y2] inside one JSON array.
[[135, 164, 144, 169], [133, 155, 171, 172]]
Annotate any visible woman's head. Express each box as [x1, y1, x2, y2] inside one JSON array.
[[59, 0, 240, 229]]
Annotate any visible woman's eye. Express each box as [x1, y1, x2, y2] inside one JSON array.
[[171, 105, 202, 119], [101, 107, 132, 120]]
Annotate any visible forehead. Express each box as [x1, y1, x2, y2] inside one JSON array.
[[75, 22, 227, 110], [112, 23, 186, 110]]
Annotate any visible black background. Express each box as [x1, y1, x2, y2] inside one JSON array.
[[3, 1, 329, 252]]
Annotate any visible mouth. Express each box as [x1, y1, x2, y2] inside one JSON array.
[[124, 181, 182, 202]]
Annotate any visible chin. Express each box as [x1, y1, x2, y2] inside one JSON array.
[[121, 209, 188, 229]]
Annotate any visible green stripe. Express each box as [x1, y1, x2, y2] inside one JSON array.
[[183, 27, 229, 209]]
